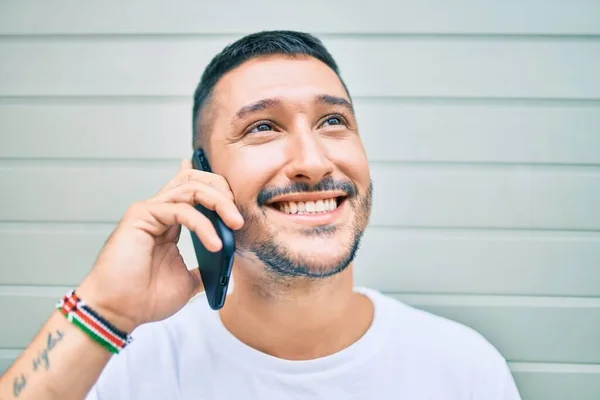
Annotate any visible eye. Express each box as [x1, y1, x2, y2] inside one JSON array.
[[248, 122, 274, 134], [321, 115, 346, 128]]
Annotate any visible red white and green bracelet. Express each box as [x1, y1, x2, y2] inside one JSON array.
[[56, 289, 133, 354]]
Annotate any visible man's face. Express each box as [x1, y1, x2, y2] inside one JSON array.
[[203, 55, 372, 280]]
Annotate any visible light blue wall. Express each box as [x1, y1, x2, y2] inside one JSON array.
[[1, 1, 599, 398]]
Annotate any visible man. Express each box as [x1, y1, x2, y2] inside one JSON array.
[[0, 30, 521, 399]]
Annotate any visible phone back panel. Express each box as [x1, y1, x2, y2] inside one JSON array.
[[189, 204, 235, 310], [190, 149, 236, 310]]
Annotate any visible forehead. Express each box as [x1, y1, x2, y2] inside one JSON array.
[[211, 55, 349, 115]]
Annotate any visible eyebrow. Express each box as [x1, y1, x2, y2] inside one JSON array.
[[232, 94, 355, 124], [314, 94, 355, 115], [234, 98, 282, 121]]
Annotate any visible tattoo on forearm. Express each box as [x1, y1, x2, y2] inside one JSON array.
[[12, 375, 26, 398], [12, 330, 65, 397], [32, 330, 64, 371]]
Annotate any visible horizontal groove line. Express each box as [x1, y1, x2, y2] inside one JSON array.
[[0, 348, 22, 357], [2, 158, 600, 170], [370, 160, 600, 169], [507, 362, 600, 373], [1, 32, 600, 41], [370, 225, 600, 234], [365, 225, 600, 235], [1, 95, 600, 105], [384, 292, 600, 304], [1, 286, 599, 306], [1, 222, 599, 235], [0, 221, 116, 228], [0, 285, 74, 296]]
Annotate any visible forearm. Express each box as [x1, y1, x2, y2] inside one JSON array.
[[0, 310, 112, 400]]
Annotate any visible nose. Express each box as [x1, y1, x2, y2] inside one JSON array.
[[284, 131, 335, 185]]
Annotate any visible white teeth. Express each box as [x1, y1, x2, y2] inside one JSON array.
[[297, 202, 305, 213], [315, 200, 324, 212], [273, 198, 340, 215]]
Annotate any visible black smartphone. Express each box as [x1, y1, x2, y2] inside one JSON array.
[[190, 148, 235, 310]]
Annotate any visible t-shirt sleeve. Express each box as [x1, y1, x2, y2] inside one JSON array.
[[84, 386, 100, 400], [82, 352, 129, 400], [470, 347, 522, 400], [500, 363, 522, 400]]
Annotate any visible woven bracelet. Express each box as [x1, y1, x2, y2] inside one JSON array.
[[56, 289, 133, 354]]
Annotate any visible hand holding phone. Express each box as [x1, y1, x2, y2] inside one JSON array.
[[190, 149, 236, 310]]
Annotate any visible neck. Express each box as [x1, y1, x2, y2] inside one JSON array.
[[219, 262, 374, 361]]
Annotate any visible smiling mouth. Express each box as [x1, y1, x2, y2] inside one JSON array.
[[268, 197, 346, 215]]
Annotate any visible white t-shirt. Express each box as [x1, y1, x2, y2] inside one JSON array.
[[86, 287, 521, 399]]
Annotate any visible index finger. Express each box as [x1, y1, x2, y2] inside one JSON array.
[[157, 158, 193, 194], [158, 159, 234, 200]]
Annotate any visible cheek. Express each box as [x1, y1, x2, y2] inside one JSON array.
[[326, 138, 370, 186], [225, 143, 288, 203]]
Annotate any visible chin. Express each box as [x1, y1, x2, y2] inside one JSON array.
[[254, 228, 365, 280]]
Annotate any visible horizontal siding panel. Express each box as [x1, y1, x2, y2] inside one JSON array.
[[0, 162, 177, 222], [391, 294, 600, 364], [1, 38, 599, 99], [511, 363, 600, 400], [0, 292, 59, 349], [354, 229, 600, 297], [0, 102, 192, 161], [3, 163, 599, 229], [2, 100, 600, 165], [2, 225, 600, 298], [0, 349, 21, 375], [1, 291, 598, 364], [371, 165, 600, 230], [0, 224, 111, 286], [1, 0, 599, 35], [358, 101, 600, 165]]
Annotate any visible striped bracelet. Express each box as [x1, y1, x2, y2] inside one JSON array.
[[56, 289, 133, 354]]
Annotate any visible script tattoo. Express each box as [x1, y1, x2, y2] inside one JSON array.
[[12, 374, 26, 397], [12, 330, 65, 397], [32, 330, 65, 371]]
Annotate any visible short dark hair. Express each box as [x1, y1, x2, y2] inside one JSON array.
[[191, 30, 350, 148]]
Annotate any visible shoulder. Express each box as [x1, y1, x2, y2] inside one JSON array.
[[364, 289, 520, 398], [373, 290, 505, 364]]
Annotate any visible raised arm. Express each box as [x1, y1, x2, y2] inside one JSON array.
[[0, 159, 244, 399]]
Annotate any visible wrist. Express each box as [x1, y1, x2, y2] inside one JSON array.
[[76, 277, 139, 334], [56, 287, 135, 355], [74, 285, 139, 334]]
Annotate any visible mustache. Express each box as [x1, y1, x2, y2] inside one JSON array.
[[256, 176, 358, 207]]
